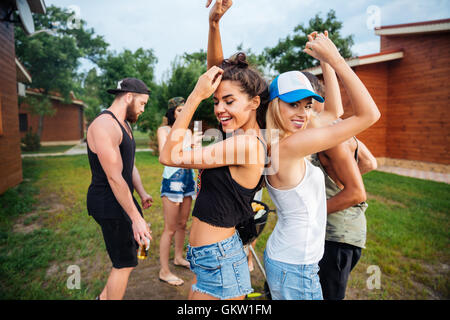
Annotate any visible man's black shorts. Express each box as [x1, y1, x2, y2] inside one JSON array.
[[318, 240, 362, 300], [94, 216, 139, 269]]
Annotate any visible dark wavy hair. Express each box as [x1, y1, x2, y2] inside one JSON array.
[[219, 52, 269, 129], [165, 107, 177, 127]]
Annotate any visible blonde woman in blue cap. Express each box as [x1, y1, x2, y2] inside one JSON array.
[[206, 0, 379, 300], [262, 34, 380, 300]]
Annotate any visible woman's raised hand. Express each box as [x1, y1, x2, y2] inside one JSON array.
[[206, 0, 233, 23], [192, 66, 224, 101], [303, 31, 343, 67]]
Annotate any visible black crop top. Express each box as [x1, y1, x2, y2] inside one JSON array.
[[192, 136, 266, 228]]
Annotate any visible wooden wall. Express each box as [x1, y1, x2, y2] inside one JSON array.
[[19, 100, 84, 142], [381, 32, 450, 165], [0, 4, 23, 194]]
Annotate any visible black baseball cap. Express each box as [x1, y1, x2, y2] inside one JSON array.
[[107, 78, 151, 95]]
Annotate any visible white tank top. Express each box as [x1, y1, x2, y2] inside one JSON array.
[[265, 158, 327, 265]]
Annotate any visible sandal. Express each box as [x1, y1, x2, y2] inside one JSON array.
[[159, 276, 184, 286]]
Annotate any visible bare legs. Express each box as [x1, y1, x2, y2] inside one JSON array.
[[99, 267, 134, 300], [188, 275, 245, 300], [159, 196, 192, 285]]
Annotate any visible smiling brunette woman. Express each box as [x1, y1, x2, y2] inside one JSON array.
[[159, 54, 269, 299]]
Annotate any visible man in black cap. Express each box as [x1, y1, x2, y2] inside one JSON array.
[[86, 78, 153, 300]]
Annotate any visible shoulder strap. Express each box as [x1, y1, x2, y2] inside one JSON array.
[[255, 135, 268, 165], [353, 136, 359, 162], [101, 110, 133, 139]]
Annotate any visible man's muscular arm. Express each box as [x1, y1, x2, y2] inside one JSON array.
[[324, 143, 367, 214], [89, 117, 151, 244], [132, 165, 153, 210]]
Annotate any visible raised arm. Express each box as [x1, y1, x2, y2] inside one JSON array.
[[159, 67, 265, 170], [355, 138, 378, 174], [313, 31, 344, 121], [282, 33, 380, 159], [206, 0, 233, 68]]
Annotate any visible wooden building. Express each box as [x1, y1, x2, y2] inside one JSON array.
[[0, 0, 46, 194], [304, 19, 450, 171], [19, 89, 86, 145]]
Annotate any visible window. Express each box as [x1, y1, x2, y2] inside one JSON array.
[[19, 113, 28, 132]]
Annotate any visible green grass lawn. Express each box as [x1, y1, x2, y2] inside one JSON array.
[[133, 131, 152, 149], [0, 153, 448, 299]]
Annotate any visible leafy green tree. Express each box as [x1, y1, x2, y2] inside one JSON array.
[[14, 5, 108, 139], [77, 68, 102, 125], [264, 10, 354, 73], [96, 48, 158, 109], [138, 49, 217, 134]]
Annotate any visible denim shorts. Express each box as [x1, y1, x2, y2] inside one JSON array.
[[264, 250, 323, 300], [160, 169, 196, 203], [186, 231, 253, 299]]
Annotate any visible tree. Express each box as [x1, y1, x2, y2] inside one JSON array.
[[77, 68, 102, 125], [96, 48, 158, 109], [14, 5, 108, 139], [264, 10, 354, 73], [138, 49, 217, 136]]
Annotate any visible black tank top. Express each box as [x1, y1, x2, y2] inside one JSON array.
[[192, 136, 266, 228], [86, 110, 141, 220]]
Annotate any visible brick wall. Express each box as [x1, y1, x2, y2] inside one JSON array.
[[381, 33, 450, 165], [19, 100, 84, 142], [0, 4, 23, 194]]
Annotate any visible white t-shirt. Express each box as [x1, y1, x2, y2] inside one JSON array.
[[265, 158, 327, 265]]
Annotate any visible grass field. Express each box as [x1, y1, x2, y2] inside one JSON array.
[[0, 152, 448, 300]]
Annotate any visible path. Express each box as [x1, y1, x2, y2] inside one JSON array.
[[23, 143, 449, 185], [376, 165, 450, 184], [21, 142, 153, 158]]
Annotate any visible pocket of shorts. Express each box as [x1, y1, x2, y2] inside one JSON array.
[[232, 254, 252, 291], [192, 253, 221, 271]]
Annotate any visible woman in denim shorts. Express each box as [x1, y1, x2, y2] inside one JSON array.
[[157, 97, 197, 286], [159, 48, 269, 299]]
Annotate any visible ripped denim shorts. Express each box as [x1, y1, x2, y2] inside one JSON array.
[[160, 168, 196, 203], [186, 231, 253, 299]]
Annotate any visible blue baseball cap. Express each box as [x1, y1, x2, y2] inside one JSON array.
[[269, 71, 324, 103]]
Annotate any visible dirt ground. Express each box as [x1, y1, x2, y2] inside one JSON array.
[[123, 253, 268, 300]]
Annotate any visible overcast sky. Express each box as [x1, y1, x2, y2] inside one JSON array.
[[45, 0, 449, 82]]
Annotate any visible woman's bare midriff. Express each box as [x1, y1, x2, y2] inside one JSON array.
[[189, 217, 236, 247]]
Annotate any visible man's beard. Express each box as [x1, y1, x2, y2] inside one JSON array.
[[126, 99, 138, 123]]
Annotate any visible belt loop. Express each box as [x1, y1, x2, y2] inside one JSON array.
[[218, 241, 226, 257]]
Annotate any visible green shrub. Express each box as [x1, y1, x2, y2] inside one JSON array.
[[21, 128, 41, 151]]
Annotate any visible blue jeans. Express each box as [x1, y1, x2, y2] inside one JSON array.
[[264, 250, 323, 300], [186, 232, 253, 299]]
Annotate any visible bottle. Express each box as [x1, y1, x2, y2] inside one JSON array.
[[137, 237, 150, 260], [137, 223, 151, 260]]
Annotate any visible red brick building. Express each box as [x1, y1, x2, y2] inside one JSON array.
[[304, 19, 450, 171], [19, 89, 86, 145], [0, 0, 46, 194]]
